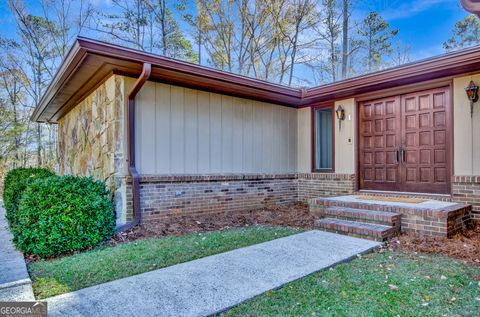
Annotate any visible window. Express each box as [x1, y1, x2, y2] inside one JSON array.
[[313, 107, 334, 172]]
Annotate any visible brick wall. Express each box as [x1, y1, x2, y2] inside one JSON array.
[[452, 176, 480, 223], [297, 173, 356, 201], [124, 173, 354, 222], [128, 174, 297, 222], [400, 205, 472, 237]]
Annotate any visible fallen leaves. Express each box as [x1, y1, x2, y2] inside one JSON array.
[[106, 202, 313, 244], [387, 223, 480, 266], [388, 284, 399, 291]]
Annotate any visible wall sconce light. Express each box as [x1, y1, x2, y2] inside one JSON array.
[[336, 105, 345, 130], [465, 80, 479, 117]]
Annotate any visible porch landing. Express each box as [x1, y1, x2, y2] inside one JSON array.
[[310, 195, 472, 240]]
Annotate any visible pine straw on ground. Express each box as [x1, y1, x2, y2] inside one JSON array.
[[110, 202, 314, 245], [387, 223, 480, 266]]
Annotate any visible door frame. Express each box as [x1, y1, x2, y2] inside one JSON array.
[[355, 83, 454, 195]]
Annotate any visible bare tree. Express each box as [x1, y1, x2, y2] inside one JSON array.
[[314, 0, 341, 82], [390, 41, 411, 66], [341, 0, 350, 79], [8, 0, 61, 166]]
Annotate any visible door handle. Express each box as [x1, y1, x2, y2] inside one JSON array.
[[399, 148, 406, 164], [394, 148, 400, 164]]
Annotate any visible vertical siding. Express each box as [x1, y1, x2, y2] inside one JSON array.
[[135, 82, 298, 174]]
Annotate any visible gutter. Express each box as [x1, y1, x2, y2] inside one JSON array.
[[116, 63, 152, 233], [460, 0, 480, 16]]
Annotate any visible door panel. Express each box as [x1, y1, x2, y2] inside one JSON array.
[[359, 86, 451, 194], [359, 96, 401, 191], [399, 87, 450, 193]]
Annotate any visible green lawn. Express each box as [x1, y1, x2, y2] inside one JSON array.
[[28, 225, 301, 299], [223, 250, 480, 317]]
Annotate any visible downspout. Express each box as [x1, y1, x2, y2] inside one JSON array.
[[117, 63, 152, 232]]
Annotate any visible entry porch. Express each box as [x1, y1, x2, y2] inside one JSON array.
[[310, 193, 472, 240]]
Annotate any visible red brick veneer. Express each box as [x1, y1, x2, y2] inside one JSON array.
[[297, 173, 356, 201], [311, 197, 471, 237], [124, 173, 354, 222], [452, 176, 480, 223]]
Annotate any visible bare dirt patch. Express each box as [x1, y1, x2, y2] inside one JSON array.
[[110, 202, 314, 245], [387, 223, 480, 266]]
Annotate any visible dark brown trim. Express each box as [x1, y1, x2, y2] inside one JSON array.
[[302, 45, 480, 105], [448, 80, 454, 195], [460, 0, 480, 16], [353, 100, 360, 192], [55, 68, 115, 121], [128, 63, 152, 225], [32, 37, 480, 123], [354, 78, 453, 102], [311, 104, 335, 173]]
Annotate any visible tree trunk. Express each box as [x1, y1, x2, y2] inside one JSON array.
[[36, 123, 42, 167], [341, 0, 348, 79]]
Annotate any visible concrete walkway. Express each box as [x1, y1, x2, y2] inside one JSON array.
[[0, 202, 35, 301], [47, 230, 380, 317]]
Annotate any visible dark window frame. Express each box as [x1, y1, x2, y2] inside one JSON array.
[[311, 104, 335, 173]]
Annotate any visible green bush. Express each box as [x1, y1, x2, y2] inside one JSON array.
[[14, 175, 115, 257], [3, 167, 55, 226]]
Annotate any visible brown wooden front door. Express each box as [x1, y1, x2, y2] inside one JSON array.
[[359, 86, 451, 194]]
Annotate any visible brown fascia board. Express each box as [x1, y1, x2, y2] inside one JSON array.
[[301, 44, 480, 105], [31, 41, 86, 122], [32, 36, 480, 122], [460, 0, 480, 16], [32, 37, 303, 122]]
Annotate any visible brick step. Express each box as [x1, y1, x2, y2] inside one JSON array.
[[312, 206, 401, 227], [354, 191, 452, 202], [311, 197, 433, 214], [314, 218, 399, 241]]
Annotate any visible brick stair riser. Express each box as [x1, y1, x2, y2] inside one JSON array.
[[315, 223, 398, 242], [311, 199, 467, 219], [311, 206, 401, 227], [311, 197, 472, 237], [353, 192, 453, 202]]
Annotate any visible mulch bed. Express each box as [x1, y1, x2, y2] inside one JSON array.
[[109, 202, 314, 245], [387, 223, 480, 266]]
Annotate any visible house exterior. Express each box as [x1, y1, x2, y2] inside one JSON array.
[[32, 37, 480, 233]]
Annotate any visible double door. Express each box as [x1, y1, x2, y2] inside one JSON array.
[[359, 86, 451, 194]]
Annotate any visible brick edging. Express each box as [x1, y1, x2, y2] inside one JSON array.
[[135, 174, 297, 183], [452, 175, 480, 184], [125, 173, 356, 184]]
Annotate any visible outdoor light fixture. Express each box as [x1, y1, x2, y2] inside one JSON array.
[[336, 105, 345, 130], [465, 80, 479, 117]]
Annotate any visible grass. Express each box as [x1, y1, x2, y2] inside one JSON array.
[[223, 250, 480, 317], [28, 225, 301, 299]]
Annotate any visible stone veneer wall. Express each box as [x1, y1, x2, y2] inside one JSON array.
[[452, 176, 480, 222], [123, 173, 354, 222], [57, 75, 128, 222]]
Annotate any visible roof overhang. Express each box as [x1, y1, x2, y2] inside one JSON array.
[[33, 37, 480, 123], [460, 0, 480, 16]]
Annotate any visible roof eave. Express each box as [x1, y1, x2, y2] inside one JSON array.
[[31, 41, 87, 122], [32, 37, 480, 123], [460, 0, 480, 16]]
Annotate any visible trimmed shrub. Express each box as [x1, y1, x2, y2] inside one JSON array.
[[3, 167, 55, 226], [14, 175, 115, 257]]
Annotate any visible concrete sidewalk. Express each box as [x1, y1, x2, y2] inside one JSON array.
[[47, 230, 380, 317], [0, 202, 35, 301]]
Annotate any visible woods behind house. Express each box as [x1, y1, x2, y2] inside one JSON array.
[[0, 0, 479, 189]]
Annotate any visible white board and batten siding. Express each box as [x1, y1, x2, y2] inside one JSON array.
[[135, 81, 298, 175]]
